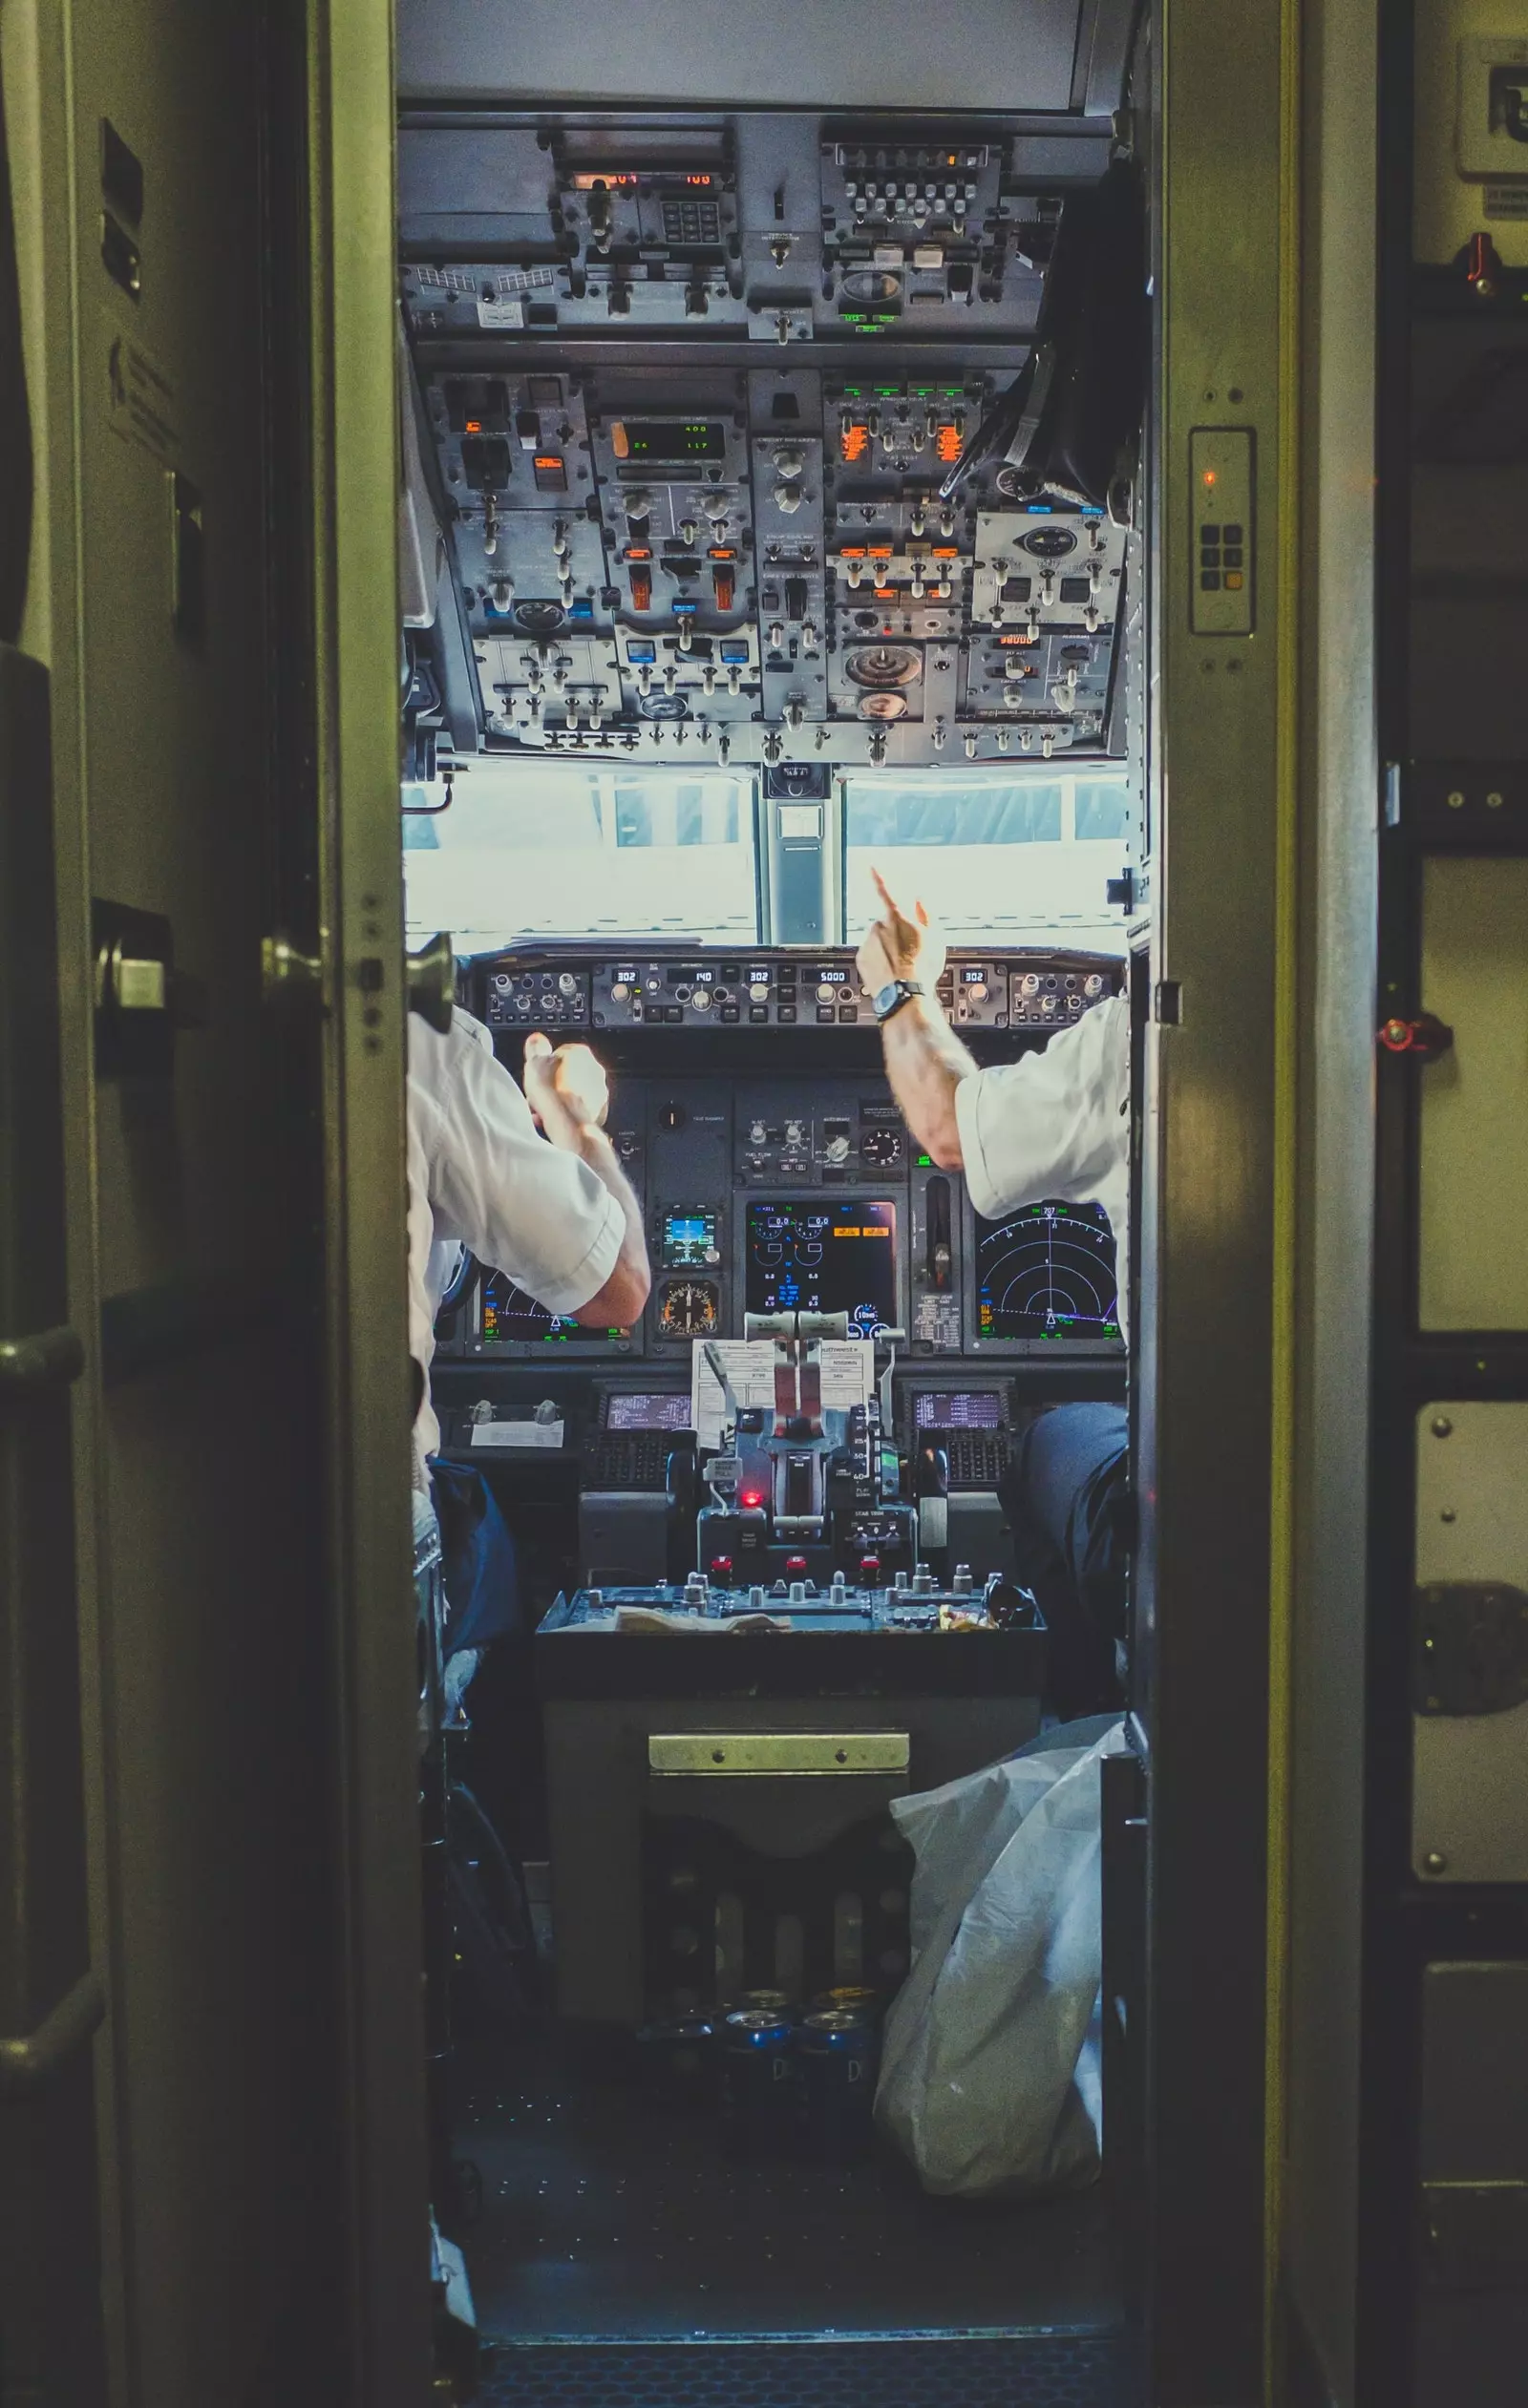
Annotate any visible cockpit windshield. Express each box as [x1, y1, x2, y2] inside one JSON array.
[[405, 763, 1132, 952]]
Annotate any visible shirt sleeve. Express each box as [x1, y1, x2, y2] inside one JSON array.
[[417, 1018, 625, 1318], [953, 993, 1129, 1221]]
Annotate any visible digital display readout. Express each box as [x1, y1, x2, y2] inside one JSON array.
[[662, 1209, 720, 1269], [617, 420, 727, 462], [479, 1268, 580, 1345], [974, 1200, 1120, 1343], [914, 1391, 1005, 1430], [605, 1392, 692, 1433], [745, 1199, 897, 1338]]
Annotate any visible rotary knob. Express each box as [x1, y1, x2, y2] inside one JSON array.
[[784, 1120, 804, 1144], [749, 981, 771, 1003], [825, 1134, 851, 1164], [817, 983, 838, 1003], [750, 1120, 768, 1143], [690, 986, 711, 1011], [558, 971, 577, 996], [773, 483, 804, 514], [609, 982, 629, 1003]]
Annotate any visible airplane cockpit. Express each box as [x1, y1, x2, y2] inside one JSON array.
[[397, 14, 1149, 2358]]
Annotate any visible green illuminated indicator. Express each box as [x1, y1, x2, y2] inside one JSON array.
[[917, 1152, 933, 1168]]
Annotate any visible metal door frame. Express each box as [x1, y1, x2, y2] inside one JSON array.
[[306, 2, 434, 2398], [1135, 0, 1302, 2398], [313, 1, 1317, 2397]]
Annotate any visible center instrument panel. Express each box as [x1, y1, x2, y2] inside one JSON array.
[[398, 107, 1141, 774], [441, 943, 1127, 1370]]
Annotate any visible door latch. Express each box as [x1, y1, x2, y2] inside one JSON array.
[[92, 899, 207, 1077], [408, 930, 456, 1033]]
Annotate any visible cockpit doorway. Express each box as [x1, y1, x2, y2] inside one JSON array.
[[301, 0, 1295, 2398]]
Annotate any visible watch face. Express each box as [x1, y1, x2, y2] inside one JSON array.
[[873, 981, 901, 1018]]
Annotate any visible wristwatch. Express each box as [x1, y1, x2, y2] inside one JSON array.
[[872, 978, 924, 1025]]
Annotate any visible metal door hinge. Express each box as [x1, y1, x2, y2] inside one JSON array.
[[93, 899, 206, 1076]]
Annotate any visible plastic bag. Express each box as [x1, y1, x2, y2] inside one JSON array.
[[875, 1721, 1128, 2198]]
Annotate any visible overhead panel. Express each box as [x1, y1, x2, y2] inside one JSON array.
[[399, 110, 1139, 774]]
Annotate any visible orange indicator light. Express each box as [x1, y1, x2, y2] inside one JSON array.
[[935, 424, 962, 463]]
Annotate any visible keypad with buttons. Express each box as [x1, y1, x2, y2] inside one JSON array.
[[1199, 521, 1247, 595]]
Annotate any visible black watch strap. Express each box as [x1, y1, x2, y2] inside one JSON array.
[[874, 979, 924, 1025]]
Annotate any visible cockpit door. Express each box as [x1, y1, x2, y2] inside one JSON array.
[[4, 1, 428, 2401], [1125, 0, 1298, 2399]]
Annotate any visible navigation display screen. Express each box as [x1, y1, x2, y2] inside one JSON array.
[[914, 1391, 1005, 1430], [605, 1392, 693, 1433], [745, 1199, 897, 1338], [974, 1200, 1120, 1344], [478, 1269, 580, 1345]]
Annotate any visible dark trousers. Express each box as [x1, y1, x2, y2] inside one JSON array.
[[999, 1402, 1130, 1718]]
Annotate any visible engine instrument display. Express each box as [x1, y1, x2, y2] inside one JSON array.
[[974, 1200, 1120, 1344], [745, 1199, 898, 1338], [662, 1208, 721, 1269], [605, 1391, 693, 1433], [914, 1391, 1007, 1429], [478, 1269, 581, 1345]]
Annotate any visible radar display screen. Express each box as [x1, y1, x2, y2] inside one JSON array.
[[914, 1391, 1005, 1430], [605, 1392, 692, 1433], [974, 1200, 1120, 1345], [662, 1208, 720, 1269], [745, 1199, 897, 1338], [478, 1269, 580, 1345]]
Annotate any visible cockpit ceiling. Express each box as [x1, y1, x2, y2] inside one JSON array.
[[399, 93, 1145, 781], [396, 0, 1135, 116]]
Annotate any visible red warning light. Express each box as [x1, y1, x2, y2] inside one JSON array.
[[740, 1489, 764, 1510]]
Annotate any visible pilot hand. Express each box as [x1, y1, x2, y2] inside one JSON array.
[[855, 867, 946, 1000], [523, 1032, 610, 1141]]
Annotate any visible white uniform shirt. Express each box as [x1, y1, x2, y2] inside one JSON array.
[[952, 992, 1132, 1341], [408, 1009, 625, 1466]]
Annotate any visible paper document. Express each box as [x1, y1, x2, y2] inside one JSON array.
[[690, 1340, 873, 1452], [470, 1419, 564, 1450]]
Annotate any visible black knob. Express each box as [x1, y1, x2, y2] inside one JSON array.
[[658, 1102, 688, 1131]]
